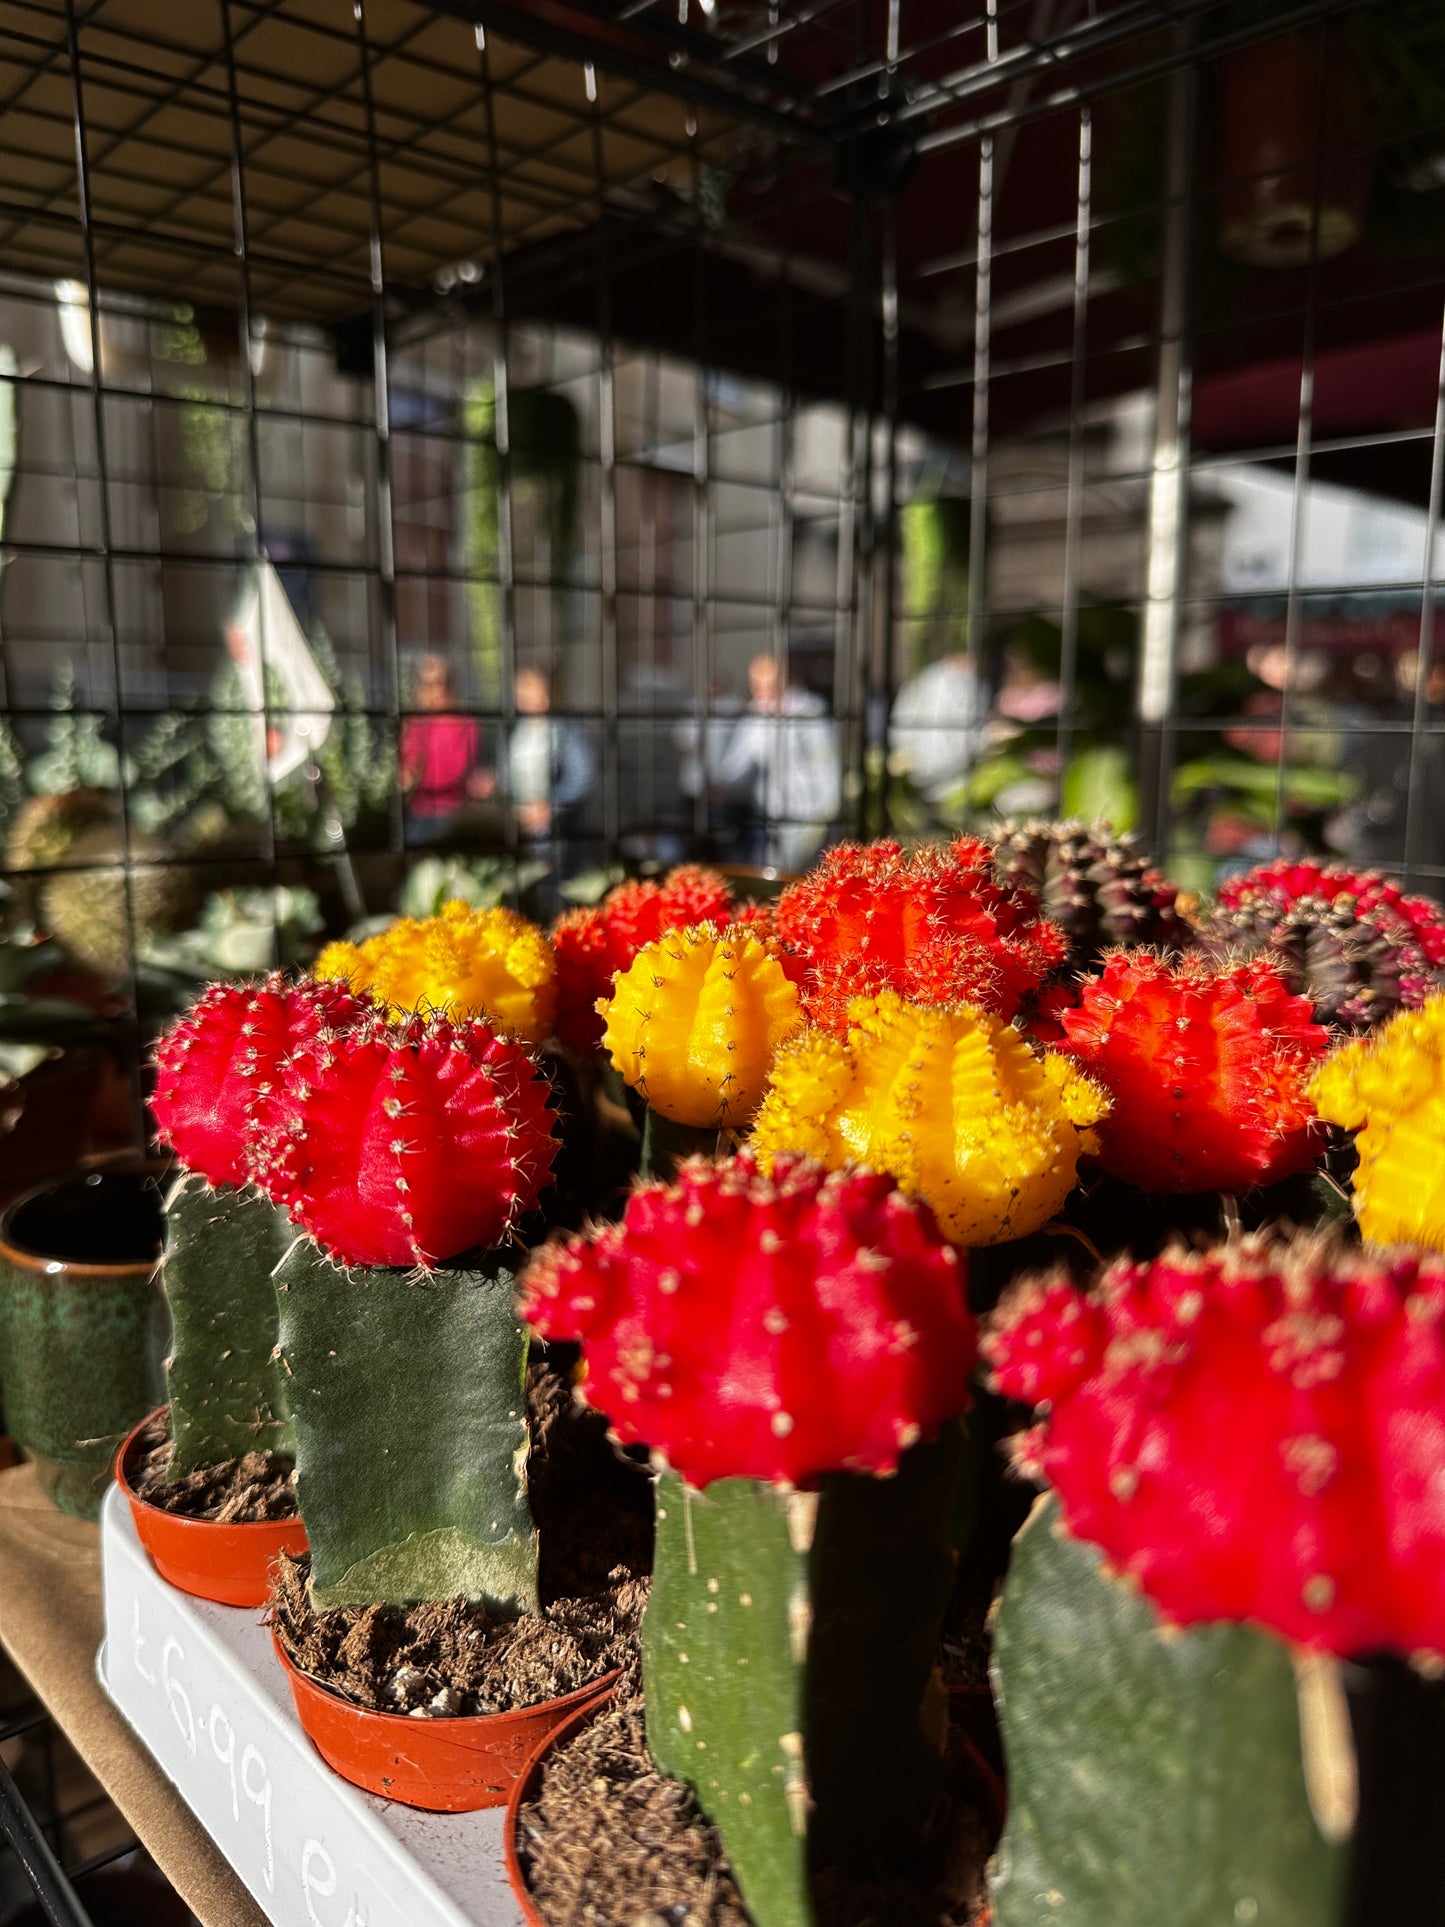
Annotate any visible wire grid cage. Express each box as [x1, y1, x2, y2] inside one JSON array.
[[0, 0, 1440, 1123]]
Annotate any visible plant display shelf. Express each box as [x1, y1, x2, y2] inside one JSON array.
[[98, 1483, 526, 1927], [0, 1460, 264, 1925]]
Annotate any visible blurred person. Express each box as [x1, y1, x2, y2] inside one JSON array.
[[889, 651, 988, 806], [399, 653, 483, 845], [713, 652, 841, 872], [676, 677, 747, 853], [473, 663, 594, 852]]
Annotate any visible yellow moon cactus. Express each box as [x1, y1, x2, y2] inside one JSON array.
[[599, 924, 802, 1127], [1310, 994, 1445, 1252], [751, 991, 1109, 1245], [315, 899, 556, 1046]]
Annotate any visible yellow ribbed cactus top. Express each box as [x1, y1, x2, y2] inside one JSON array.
[[315, 899, 557, 1045], [600, 924, 801, 1127], [1310, 994, 1445, 1252], [751, 991, 1109, 1246]]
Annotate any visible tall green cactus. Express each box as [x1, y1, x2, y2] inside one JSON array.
[[644, 1426, 965, 1927], [162, 1173, 295, 1473], [990, 1496, 1346, 1927], [275, 1243, 536, 1614]]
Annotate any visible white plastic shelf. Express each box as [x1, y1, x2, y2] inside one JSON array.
[[98, 1484, 526, 1927]]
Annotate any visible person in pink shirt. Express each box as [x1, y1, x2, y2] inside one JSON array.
[[400, 654, 484, 844]]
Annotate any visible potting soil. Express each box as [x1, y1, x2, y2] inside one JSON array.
[[130, 1411, 299, 1522], [268, 1553, 646, 1716], [520, 1686, 993, 1927]]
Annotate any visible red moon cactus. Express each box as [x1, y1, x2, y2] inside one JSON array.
[[250, 1006, 557, 1269], [1059, 951, 1328, 1193], [985, 1233, 1445, 1660], [521, 1152, 976, 1488], [151, 975, 369, 1188]]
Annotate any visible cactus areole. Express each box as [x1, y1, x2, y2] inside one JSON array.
[[521, 1151, 976, 1487], [985, 1233, 1445, 1660]]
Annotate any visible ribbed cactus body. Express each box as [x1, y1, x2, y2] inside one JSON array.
[[315, 900, 556, 1043], [775, 836, 1068, 1032], [990, 1496, 1342, 1927], [251, 1007, 557, 1269], [550, 865, 736, 1054], [751, 992, 1107, 1245], [599, 925, 801, 1128], [1200, 890, 1435, 1031], [151, 974, 368, 1189], [522, 1152, 975, 1487], [1059, 952, 1328, 1193], [1218, 858, 1445, 968], [1311, 994, 1445, 1251], [992, 819, 1187, 967], [985, 1234, 1445, 1659]]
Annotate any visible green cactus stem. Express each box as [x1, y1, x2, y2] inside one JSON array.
[[275, 1242, 536, 1614], [638, 1106, 723, 1180], [644, 1425, 965, 1927], [990, 1495, 1345, 1927], [162, 1173, 295, 1474]]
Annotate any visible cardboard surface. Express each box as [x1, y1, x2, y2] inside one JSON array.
[[0, 1461, 267, 1927]]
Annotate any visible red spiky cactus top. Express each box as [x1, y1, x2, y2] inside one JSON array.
[[985, 1235, 1445, 1659], [250, 1004, 557, 1269], [1058, 952, 1328, 1193], [521, 1152, 976, 1488], [550, 864, 736, 1054], [1218, 859, 1445, 969], [151, 975, 368, 1189], [775, 835, 1068, 1031]]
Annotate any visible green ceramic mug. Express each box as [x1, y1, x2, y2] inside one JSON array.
[[0, 1163, 168, 1518]]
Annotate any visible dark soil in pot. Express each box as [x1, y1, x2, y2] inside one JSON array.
[[269, 1355, 655, 1718], [271, 1553, 645, 1717], [517, 1684, 996, 1927], [128, 1410, 298, 1522]]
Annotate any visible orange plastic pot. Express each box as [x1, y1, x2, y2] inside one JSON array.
[[274, 1635, 619, 1813], [115, 1407, 309, 1609], [503, 1684, 1008, 1923], [505, 1685, 617, 1923]]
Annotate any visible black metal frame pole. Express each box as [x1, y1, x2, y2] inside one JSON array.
[[0, 1756, 95, 1927]]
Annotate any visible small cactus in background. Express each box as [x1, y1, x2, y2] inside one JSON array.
[[775, 836, 1069, 1032], [1199, 889, 1436, 1031], [250, 1004, 557, 1269], [1218, 858, 1445, 969], [992, 818, 1188, 968], [600, 924, 801, 1127], [1058, 951, 1328, 1193], [522, 1152, 975, 1486], [523, 1153, 974, 1927], [151, 974, 368, 1189], [985, 1230, 1445, 1656], [315, 899, 557, 1045], [550, 864, 736, 1054], [751, 991, 1108, 1245], [1311, 994, 1445, 1251]]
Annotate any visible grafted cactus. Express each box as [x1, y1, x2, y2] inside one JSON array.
[[522, 1154, 976, 1926], [775, 835, 1068, 1032], [1199, 889, 1435, 1032], [991, 818, 1188, 968]]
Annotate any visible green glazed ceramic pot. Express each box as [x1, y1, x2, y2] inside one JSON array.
[[0, 1164, 167, 1518]]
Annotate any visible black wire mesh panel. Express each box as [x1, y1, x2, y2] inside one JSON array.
[[0, 0, 1437, 1133]]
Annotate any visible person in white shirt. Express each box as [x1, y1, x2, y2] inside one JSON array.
[[889, 652, 989, 805], [713, 653, 841, 873]]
